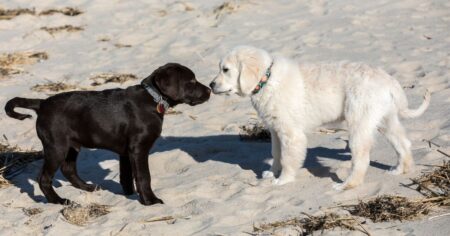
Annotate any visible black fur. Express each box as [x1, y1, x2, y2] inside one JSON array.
[[4, 63, 210, 205]]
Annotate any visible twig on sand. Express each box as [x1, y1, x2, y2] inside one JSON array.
[[423, 139, 450, 158], [141, 215, 175, 223], [141, 215, 191, 224], [429, 212, 450, 221]]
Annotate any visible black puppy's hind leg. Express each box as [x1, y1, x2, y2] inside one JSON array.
[[39, 146, 71, 205], [61, 147, 98, 192], [120, 155, 134, 195]]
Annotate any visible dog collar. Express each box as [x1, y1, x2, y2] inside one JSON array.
[[141, 82, 170, 114], [252, 61, 273, 95]]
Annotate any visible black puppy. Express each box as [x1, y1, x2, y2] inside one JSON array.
[[4, 63, 210, 205]]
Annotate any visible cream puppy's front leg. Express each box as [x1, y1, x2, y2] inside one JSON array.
[[262, 130, 282, 179], [272, 129, 307, 185]]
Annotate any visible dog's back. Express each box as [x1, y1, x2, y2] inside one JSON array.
[[34, 86, 163, 153]]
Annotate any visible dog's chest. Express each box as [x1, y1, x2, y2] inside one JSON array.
[[251, 94, 279, 129]]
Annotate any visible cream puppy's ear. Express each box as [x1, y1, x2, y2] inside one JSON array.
[[238, 59, 261, 96]]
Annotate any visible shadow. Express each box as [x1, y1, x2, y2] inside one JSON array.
[[8, 134, 393, 203], [8, 148, 137, 204], [154, 135, 391, 182], [152, 135, 271, 178], [304, 145, 392, 183]]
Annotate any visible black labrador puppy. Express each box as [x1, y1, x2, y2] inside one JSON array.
[[4, 63, 210, 205]]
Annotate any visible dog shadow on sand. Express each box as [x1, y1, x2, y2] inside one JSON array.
[[9, 135, 391, 203], [153, 135, 392, 182]]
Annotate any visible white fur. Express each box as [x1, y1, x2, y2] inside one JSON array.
[[211, 46, 431, 189]]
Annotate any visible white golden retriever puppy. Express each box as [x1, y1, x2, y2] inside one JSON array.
[[209, 46, 430, 190]]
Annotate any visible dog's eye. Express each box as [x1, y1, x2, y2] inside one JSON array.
[[222, 67, 229, 73]]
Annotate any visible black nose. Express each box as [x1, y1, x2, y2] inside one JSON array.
[[209, 81, 216, 89]]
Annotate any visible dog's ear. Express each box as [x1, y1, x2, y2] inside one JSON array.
[[143, 66, 179, 101], [238, 60, 260, 96]]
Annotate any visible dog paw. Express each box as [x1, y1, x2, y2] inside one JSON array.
[[272, 176, 294, 185], [332, 183, 346, 191], [140, 197, 164, 206], [82, 184, 101, 192], [387, 166, 404, 175], [122, 188, 134, 196], [262, 170, 275, 179]]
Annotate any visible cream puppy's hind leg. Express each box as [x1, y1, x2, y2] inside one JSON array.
[[383, 112, 415, 175], [333, 98, 385, 190], [262, 130, 282, 179], [333, 121, 376, 190], [272, 131, 307, 185]]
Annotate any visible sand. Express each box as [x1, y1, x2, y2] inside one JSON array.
[[0, 0, 449, 235]]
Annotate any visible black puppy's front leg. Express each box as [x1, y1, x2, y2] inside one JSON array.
[[119, 155, 134, 195], [128, 149, 163, 205]]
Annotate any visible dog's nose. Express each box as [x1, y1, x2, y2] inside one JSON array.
[[209, 81, 216, 89]]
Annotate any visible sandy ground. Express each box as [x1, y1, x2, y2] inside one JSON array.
[[0, 0, 449, 235]]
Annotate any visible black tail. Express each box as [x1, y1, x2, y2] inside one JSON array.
[[4, 97, 43, 120]]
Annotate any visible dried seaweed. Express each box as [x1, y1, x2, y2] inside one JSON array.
[[31, 82, 77, 93], [239, 122, 271, 142], [213, 1, 240, 19], [0, 7, 82, 20], [407, 161, 449, 205], [0, 7, 35, 20], [0, 143, 43, 188], [113, 43, 132, 48], [253, 212, 369, 235], [23, 207, 43, 216], [40, 25, 84, 35], [61, 203, 110, 226], [344, 195, 432, 222], [0, 52, 48, 77], [39, 7, 82, 16], [90, 73, 138, 86]]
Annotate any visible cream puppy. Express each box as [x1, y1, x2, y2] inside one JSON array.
[[209, 46, 430, 190]]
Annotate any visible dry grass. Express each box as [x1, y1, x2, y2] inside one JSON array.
[[213, 1, 240, 19], [31, 82, 77, 93], [166, 108, 182, 115], [23, 207, 43, 216], [61, 203, 110, 226], [90, 73, 138, 86], [0, 52, 48, 77], [0, 7, 82, 20], [113, 43, 132, 48], [40, 25, 84, 35], [97, 36, 111, 42], [343, 195, 433, 222], [239, 122, 271, 142], [0, 143, 43, 188], [253, 212, 369, 235], [0, 7, 35, 20], [39, 7, 83, 16], [407, 161, 449, 205]]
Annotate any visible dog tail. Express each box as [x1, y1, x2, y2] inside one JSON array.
[[399, 89, 431, 118], [4, 97, 43, 120], [391, 80, 431, 119]]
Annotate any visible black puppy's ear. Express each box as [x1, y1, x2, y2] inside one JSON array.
[[143, 66, 179, 101]]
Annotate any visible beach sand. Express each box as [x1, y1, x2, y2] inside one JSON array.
[[0, 0, 449, 235]]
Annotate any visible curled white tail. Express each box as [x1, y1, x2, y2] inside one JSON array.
[[399, 89, 431, 118]]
